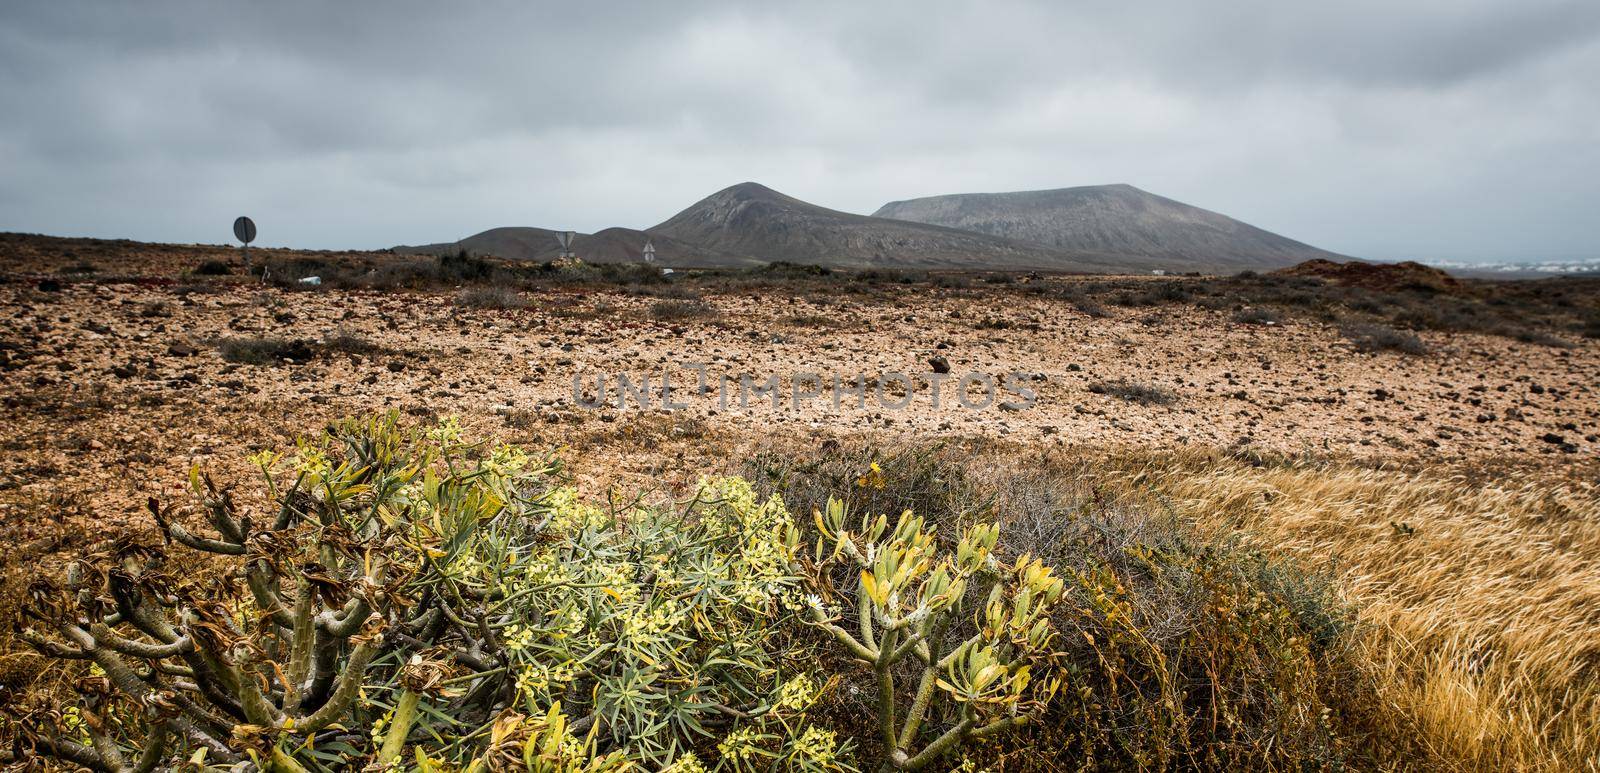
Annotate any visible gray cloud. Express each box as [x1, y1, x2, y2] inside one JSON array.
[[1, 0, 1597, 262]]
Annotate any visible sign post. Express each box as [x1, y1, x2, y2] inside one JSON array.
[[233, 216, 257, 269]]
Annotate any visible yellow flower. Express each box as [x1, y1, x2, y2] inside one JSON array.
[[855, 462, 886, 490], [793, 725, 841, 765], [663, 753, 708, 773], [775, 673, 819, 712], [717, 726, 765, 762], [427, 415, 463, 444]]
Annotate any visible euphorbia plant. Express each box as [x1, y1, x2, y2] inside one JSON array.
[[12, 414, 852, 771], [799, 497, 1065, 771]]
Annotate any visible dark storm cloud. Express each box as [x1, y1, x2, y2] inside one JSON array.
[[1, 0, 1597, 262]]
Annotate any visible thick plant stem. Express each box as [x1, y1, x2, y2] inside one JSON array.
[[898, 616, 949, 749], [283, 579, 315, 710], [897, 665, 939, 750], [876, 627, 900, 753], [896, 718, 973, 771], [378, 689, 421, 766], [296, 638, 379, 732], [269, 745, 313, 773]]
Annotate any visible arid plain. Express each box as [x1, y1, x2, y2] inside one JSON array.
[[3, 234, 1599, 770]]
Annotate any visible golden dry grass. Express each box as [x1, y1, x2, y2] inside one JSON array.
[[1083, 452, 1600, 772]]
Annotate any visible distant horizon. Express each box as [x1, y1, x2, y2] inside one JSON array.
[[6, 174, 1599, 267], [7, 217, 1598, 271]]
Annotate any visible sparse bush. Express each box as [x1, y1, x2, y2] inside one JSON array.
[[1507, 327, 1575, 348], [453, 285, 527, 309], [438, 248, 493, 281], [1342, 323, 1427, 355], [649, 299, 719, 321], [193, 259, 232, 276], [1088, 379, 1180, 405], [323, 327, 384, 355], [781, 313, 844, 328], [1232, 307, 1282, 325], [1115, 281, 1193, 307], [1072, 298, 1109, 319], [217, 336, 315, 364]]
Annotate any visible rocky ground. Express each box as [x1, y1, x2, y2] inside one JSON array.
[[2, 233, 1597, 569]]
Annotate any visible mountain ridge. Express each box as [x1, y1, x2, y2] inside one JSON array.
[[872, 184, 1348, 269], [397, 181, 1350, 273], [644, 182, 1161, 272]]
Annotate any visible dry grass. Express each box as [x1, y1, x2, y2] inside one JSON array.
[[1080, 452, 1600, 772]]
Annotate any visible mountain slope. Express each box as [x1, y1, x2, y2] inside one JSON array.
[[873, 184, 1348, 269], [396, 226, 763, 268], [646, 182, 1155, 272]]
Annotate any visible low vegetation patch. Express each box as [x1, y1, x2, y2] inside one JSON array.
[[1342, 323, 1428, 354], [5, 416, 1371, 772], [322, 326, 387, 356], [780, 313, 845, 328], [648, 299, 719, 321], [452, 284, 528, 310], [1232, 306, 1282, 325], [1087, 379, 1180, 405], [216, 335, 316, 364]]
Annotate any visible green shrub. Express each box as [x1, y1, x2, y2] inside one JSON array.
[[13, 424, 1367, 772], [748, 442, 1369, 771], [800, 499, 1064, 770], [14, 415, 848, 771]]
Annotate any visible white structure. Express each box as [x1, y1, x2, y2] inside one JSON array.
[[642, 240, 656, 263]]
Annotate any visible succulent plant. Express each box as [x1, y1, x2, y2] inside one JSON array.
[[15, 413, 851, 771], [799, 497, 1065, 771]]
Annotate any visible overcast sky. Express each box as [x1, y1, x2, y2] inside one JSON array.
[[2, 1, 1597, 263]]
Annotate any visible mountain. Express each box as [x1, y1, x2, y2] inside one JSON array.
[[645, 182, 1156, 272], [396, 226, 762, 268], [397, 181, 1347, 273], [872, 184, 1348, 270]]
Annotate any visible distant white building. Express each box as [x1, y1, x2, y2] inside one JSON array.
[[1152, 269, 1166, 276]]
